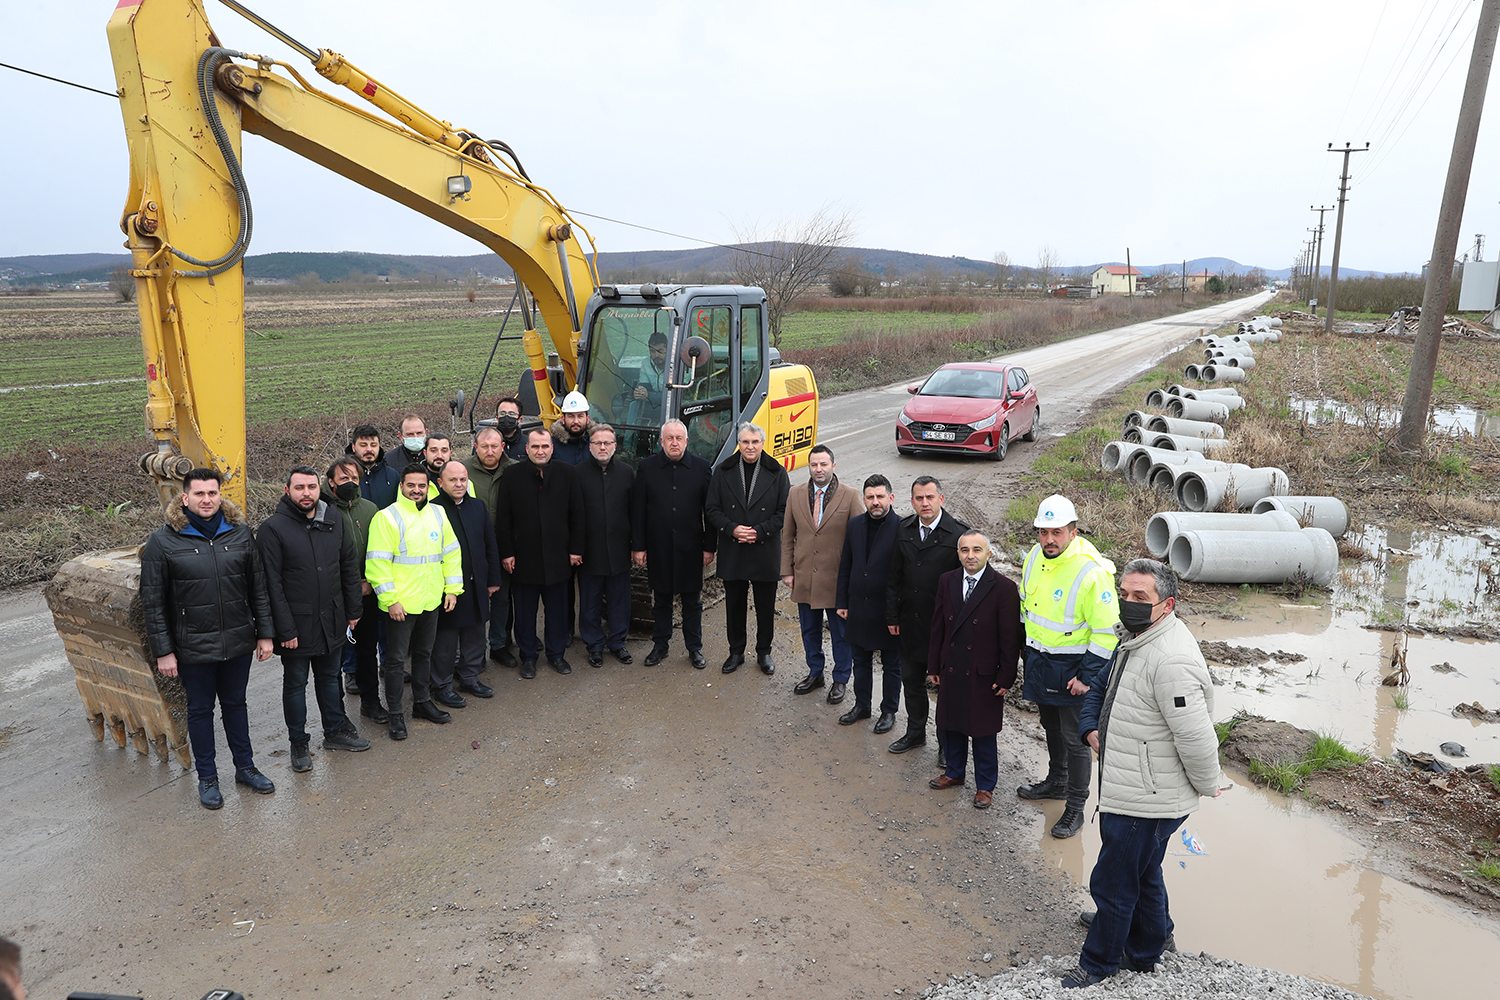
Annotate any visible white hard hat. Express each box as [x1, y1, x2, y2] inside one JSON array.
[[1034, 494, 1078, 528], [560, 390, 590, 414]]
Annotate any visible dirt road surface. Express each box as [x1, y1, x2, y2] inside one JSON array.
[[0, 293, 1271, 1000]]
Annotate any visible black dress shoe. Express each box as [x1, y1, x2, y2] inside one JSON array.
[[387, 712, 408, 740], [412, 700, 452, 724], [757, 653, 775, 676], [1017, 777, 1068, 800], [937, 746, 947, 769], [458, 681, 494, 698], [838, 705, 872, 726], [198, 778, 223, 810], [873, 712, 896, 734], [587, 649, 604, 668], [432, 688, 467, 709], [520, 660, 538, 679], [644, 645, 668, 666], [490, 646, 519, 669], [235, 767, 275, 794], [690, 650, 707, 669], [549, 657, 573, 675], [609, 647, 634, 665], [360, 699, 389, 724], [827, 681, 847, 704], [722, 653, 744, 674], [793, 673, 825, 695], [888, 732, 926, 754]]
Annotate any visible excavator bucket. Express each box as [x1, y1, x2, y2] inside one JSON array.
[[44, 550, 192, 769]]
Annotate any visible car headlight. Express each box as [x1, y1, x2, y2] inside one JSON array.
[[897, 411, 913, 426], [970, 412, 997, 430]]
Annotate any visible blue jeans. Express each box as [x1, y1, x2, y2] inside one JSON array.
[[579, 570, 630, 652], [797, 604, 852, 682], [179, 653, 255, 782], [941, 729, 998, 791], [282, 649, 349, 742], [1080, 812, 1186, 978], [850, 642, 901, 714]]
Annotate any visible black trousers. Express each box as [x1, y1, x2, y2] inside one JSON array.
[[383, 608, 439, 714], [352, 591, 381, 705], [899, 654, 945, 747], [432, 622, 486, 692], [724, 579, 777, 655], [1039, 702, 1092, 809], [651, 589, 703, 652], [513, 580, 569, 661]]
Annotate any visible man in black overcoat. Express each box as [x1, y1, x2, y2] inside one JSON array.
[[577, 423, 635, 667], [706, 422, 790, 676], [884, 475, 968, 761], [926, 530, 1022, 809], [431, 460, 503, 704], [495, 428, 584, 677], [835, 474, 904, 734], [630, 420, 716, 669]]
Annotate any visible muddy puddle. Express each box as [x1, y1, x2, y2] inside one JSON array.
[[1035, 521, 1500, 1000], [1289, 397, 1500, 439]]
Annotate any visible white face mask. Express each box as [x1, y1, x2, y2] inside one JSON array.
[[404, 436, 425, 451]]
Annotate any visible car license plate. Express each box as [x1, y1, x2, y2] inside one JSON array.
[[922, 430, 957, 441]]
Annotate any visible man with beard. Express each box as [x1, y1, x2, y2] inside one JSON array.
[[782, 445, 860, 704], [835, 475, 904, 733], [325, 457, 385, 723], [464, 426, 517, 669], [259, 466, 369, 772], [630, 420, 715, 669], [550, 391, 594, 465], [495, 395, 528, 463], [347, 423, 399, 508], [431, 461, 502, 705]]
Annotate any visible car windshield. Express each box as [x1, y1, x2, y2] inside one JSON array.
[[920, 368, 1005, 399]]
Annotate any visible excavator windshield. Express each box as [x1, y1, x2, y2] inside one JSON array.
[[581, 304, 675, 465]]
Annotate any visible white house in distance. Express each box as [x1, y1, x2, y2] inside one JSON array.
[[1091, 264, 1143, 295]]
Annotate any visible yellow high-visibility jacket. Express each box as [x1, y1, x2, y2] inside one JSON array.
[[1020, 535, 1120, 704], [365, 494, 463, 614]]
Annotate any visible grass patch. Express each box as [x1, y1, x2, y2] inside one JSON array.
[[1475, 859, 1500, 882], [1487, 764, 1500, 794], [1391, 690, 1410, 711], [1246, 731, 1367, 794], [1215, 710, 1250, 747]]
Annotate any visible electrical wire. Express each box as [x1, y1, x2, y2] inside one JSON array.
[[1359, 15, 1478, 183], [0, 60, 117, 98], [568, 209, 781, 261]]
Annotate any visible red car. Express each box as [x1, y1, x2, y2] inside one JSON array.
[[895, 362, 1040, 460]]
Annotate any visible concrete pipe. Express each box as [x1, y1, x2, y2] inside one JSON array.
[[1148, 432, 1234, 455], [1250, 496, 1350, 538], [1184, 363, 1203, 380], [1166, 384, 1190, 396], [1122, 425, 1145, 443], [1202, 364, 1248, 383], [1224, 355, 1257, 369], [1167, 396, 1231, 422], [1145, 389, 1169, 408], [1209, 347, 1254, 359], [1176, 467, 1290, 512], [1129, 448, 1214, 485], [1145, 458, 1241, 492], [1146, 415, 1225, 439], [1191, 386, 1243, 399], [1123, 409, 1153, 429], [1170, 526, 1338, 585], [1191, 392, 1245, 411], [1251, 316, 1283, 328], [1144, 510, 1303, 559], [1100, 440, 1142, 472]]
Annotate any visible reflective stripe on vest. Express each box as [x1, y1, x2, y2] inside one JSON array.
[[1023, 547, 1105, 633], [384, 506, 450, 565]]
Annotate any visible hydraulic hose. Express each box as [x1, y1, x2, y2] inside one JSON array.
[[169, 47, 253, 277]]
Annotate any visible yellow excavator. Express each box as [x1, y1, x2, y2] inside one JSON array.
[[46, 0, 820, 770]]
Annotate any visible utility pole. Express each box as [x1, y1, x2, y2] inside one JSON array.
[[1125, 248, 1133, 298], [1323, 142, 1371, 332], [1398, 0, 1500, 451], [1310, 205, 1333, 315], [1476, 233, 1486, 261], [1180, 259, 1185, 305]]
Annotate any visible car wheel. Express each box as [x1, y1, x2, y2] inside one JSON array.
[[992, 423, 1009, 461], [1022, 406, 1041, 442]]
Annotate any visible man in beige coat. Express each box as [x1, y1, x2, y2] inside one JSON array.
[[781, 444, 861, 703]]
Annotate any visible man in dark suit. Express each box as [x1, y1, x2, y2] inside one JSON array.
[[706, 422, 791, 676], [577, 423, 635, 668], [927, 530, 1022, 809], [835, 474, 904, 733], [431, 460, 503, 705], [885, 476, 968, 761], [495, 428, 585, 678], [631, 420, 716, 668]]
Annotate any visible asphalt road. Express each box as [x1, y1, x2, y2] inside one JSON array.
[[0, 291, 1272, 1000]]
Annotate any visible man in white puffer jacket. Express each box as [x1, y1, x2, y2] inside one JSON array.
[[1061, 558, 1222, 990]]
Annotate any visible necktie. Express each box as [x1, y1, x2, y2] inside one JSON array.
[[964, 575, 976, 602], [814, 488, 823, 526], [920, 525, 929, 542]]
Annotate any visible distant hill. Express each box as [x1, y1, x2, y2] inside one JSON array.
[[0, 248, 1393, 287]]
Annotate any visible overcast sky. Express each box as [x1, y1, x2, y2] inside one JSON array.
[[5, 0, 1498, 273]]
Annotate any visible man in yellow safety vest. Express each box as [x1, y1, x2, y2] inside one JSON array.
[[1017, 494, 1120, 839]]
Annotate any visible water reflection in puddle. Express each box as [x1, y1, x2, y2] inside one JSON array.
[[1289, 397, 1500, 439]]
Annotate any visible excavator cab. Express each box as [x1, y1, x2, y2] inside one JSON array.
[[578, 284, 818, 471]]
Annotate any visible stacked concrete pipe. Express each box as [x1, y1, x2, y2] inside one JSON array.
[[1147, 459, 1247, 493], [1144, 510, 1302, 558], [1145, 415, 1224, 439], [1166, 396, 1231, 421], [1184, 363, 1203, 380], [1148, 432, 1234, 455], [1202, 364, 1248, 383], [1170, 526, 1337, 584], [1102, 441, 1209, 476], [1175, 466, 1289, 511], [1251, 496, 1350, 538]]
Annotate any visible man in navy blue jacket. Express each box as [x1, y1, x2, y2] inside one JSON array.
[[835, 474, 904, 734]]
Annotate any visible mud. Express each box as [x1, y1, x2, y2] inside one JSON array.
[[1199, 641, 1307, 668]]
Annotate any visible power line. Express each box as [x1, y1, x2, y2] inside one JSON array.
[[0, 60, 117, 98]]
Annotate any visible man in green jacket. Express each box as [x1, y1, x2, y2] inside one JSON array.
[[464, 426, 516, 668], [326, 457, 384, 723]]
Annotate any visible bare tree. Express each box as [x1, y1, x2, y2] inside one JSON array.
[[730, 205, 856, 346], [109, 267, 136, 303], [993, 250, 1012, 290], [1036, 244, 1060, 292]]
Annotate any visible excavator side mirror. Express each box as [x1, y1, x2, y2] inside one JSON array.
[[449, 389, 465, 417], [669, 336, 711, 390]]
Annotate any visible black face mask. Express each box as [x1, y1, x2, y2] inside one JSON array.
[[1119, 598, 1164, 635], [335, 482, 361, 502], [496, 414, 519, 433]]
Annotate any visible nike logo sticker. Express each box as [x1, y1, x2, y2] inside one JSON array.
[[790, 405, 811, 422]]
